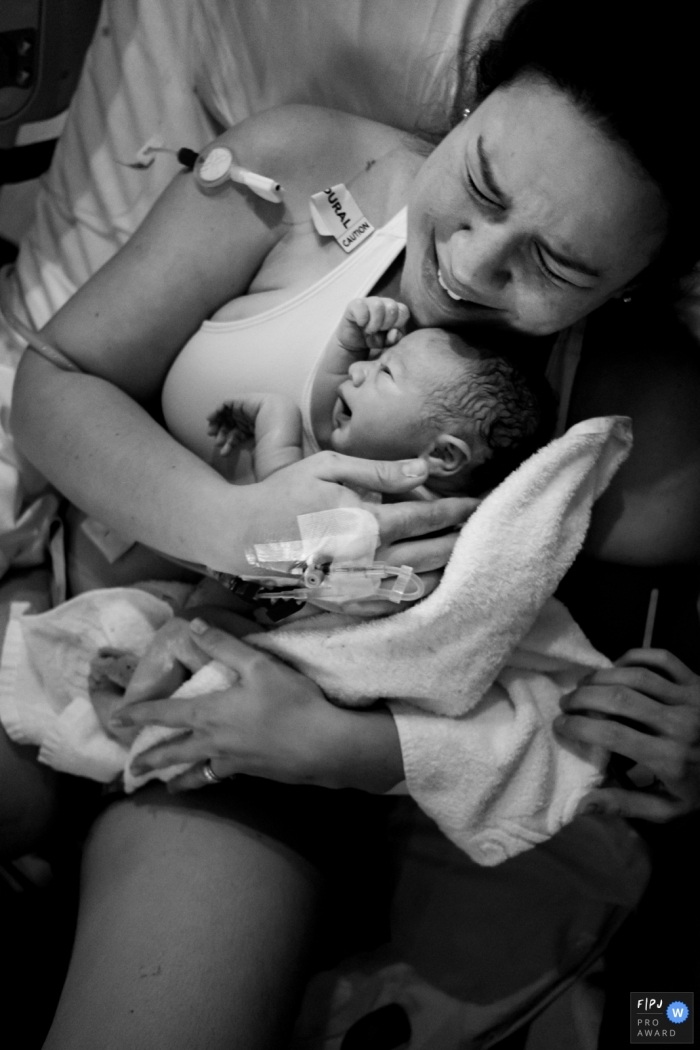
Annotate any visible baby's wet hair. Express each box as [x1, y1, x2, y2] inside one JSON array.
[[424, 333, 557, 495]]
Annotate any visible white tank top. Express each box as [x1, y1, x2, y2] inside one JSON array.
[[162, 209, 407, 463]]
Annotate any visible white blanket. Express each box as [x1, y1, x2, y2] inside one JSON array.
[[0, 416, 631, 864], [249, 414, 633, 862]]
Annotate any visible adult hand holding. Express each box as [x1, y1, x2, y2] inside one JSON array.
[[117, 619, 405, 794], [121, 609, 257, 707], [555, 648, 700, 821], [236, 450, 477, 577]]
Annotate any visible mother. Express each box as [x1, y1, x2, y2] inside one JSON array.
[[9, 0, 700, 1046]]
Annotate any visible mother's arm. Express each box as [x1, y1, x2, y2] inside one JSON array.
[[12, 114, 286, 572], [11, 107, 469, 574]]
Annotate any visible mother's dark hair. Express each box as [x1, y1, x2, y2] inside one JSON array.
[[453, 0, 700, 284]]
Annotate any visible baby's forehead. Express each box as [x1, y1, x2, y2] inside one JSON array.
[[399, 328, 481, 375]]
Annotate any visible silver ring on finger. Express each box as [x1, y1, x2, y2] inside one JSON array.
[[202, 758, 227, 785]]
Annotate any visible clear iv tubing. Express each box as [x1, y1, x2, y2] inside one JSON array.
[[0, 279, 82, 373]]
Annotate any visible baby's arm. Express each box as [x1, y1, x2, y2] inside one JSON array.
[[207, 393, 303, 481], [325, 297, 411, 380], [311, 297, 411, 428]]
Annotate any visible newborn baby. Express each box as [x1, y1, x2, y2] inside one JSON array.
[[88, 301, 554, 748], [207, 297, 554, 498], [80, 300, 555, 752]]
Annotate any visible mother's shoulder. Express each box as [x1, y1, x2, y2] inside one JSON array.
[[213, 104, 427, 198]]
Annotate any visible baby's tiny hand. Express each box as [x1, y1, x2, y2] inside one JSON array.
[[337, 297, 411, 354], [207, 401, 256, 456], [89, 647, 140, 746]]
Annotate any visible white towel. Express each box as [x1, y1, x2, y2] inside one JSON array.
[[0, 588, 174, 782], [0, 583, 240, 788], [248, 415, 632, 862], [391, 597, 613, 864], [0, 417, 631, 862], [250, 416, 631, 714]]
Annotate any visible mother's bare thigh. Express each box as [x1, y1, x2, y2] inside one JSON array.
[[43, 781, 324, 1050]]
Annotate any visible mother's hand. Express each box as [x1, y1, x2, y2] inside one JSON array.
[[374, 491, 479, 574], [117, 620, 404, 794], [333, 491, 475, 616], [246, 451, 478, 576], [555, 648, 700, 821]]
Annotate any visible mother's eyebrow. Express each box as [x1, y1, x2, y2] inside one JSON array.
[[477, 136, 512, 207]]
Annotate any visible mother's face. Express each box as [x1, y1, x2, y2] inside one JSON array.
[[401, 77, 667, 336]]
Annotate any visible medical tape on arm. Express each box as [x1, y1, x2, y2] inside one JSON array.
[[249, 506, 380, 568], [243, 507, 423, 606]]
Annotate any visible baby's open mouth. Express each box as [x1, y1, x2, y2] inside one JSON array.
[[333, 390, 352, 427]]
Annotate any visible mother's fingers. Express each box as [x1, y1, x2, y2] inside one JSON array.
[[616, 647, 700, 687], [117, 694, 204, 730], [125, 657, 189, 707], [188, 622, 282, 674], [560, 650, 700, 823], [566, 663, 700, 746], [561, 682, 684, 737], [130, 732, 210, 776], [167, 756, 239, 793], [124, 618, 212, 704], [307, 449, 430, 495], [555, 711, 700, 785], [579, 787, 691, 822], [580, 665, 686, 705], [378, 530, 459, 573], [376, 496, 477, 546]]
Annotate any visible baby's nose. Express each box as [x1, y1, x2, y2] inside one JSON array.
[[349, 360, 368, 386]]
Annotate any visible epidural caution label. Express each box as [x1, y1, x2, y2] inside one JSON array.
[[309, 184, 375, 253]]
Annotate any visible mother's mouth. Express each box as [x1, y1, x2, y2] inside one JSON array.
[[436, 267, 497, 311], [437, 268, 466, 302]]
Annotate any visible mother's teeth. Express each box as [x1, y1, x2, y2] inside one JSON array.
[[437, 269, 464, 301]]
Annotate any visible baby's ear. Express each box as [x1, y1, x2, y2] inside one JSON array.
[[425, 433, 472, 477]]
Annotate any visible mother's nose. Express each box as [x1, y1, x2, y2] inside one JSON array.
[[448, 226, 512, 296]]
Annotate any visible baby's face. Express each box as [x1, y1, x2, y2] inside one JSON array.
[[330, 329, 469, 459]]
